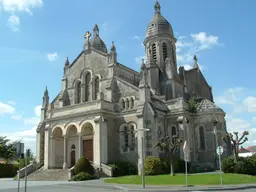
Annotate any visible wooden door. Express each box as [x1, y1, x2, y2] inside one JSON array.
[[71, 151, 76, 167], [83, 139, 93, 161]]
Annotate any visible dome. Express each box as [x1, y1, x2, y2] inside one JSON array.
[[146, 1, 174, 38], [88, 24, 108, 54], [90, 36, 108, 53]]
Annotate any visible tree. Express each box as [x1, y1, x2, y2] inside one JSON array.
[[187, 97, 199, 113], [155, 135, 183, 176], [0, 136, 17, 160], [223, 131, 249, 163]]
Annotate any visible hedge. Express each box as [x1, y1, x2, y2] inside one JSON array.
[[108, 161, 137, 177], [74, 157, 94, 175], [0, 163, 19, 178]]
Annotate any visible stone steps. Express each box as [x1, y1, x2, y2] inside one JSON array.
[[25, 169, 69, 181]]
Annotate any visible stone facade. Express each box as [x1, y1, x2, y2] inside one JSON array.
[[36, 1, 231, 174]]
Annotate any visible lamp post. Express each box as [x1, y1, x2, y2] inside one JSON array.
[[134, 128, 150, 189], [177, 116, 189, 187], [212, 120, 223, 187]]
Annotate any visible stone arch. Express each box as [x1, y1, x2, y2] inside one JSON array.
[[65, 124, 78, 137], [79, 120, 95, 135], [52, 127, 63, 138], [52, 124, 64, 135], [80, 69, 93, 81]]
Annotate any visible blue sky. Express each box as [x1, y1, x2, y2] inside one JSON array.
[[0, 0, 255, 154]]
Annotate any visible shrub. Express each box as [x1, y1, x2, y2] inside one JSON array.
[[251, 153, 256, 160], [0, 163, 19, 178], [222, 156, 236, 173], [71, 172, 96, 181], [234, 157, 256, 175], [108, 161, 137, 177], [74, 157, 94, 175], [144, 156, 166, 175]]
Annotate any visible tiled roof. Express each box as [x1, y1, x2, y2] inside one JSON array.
[[246, 146, 256, 152]]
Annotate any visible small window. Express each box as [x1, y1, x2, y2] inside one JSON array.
[[123, 127, 129, 152], [71, 144, 75, 150], [199, 126, 206, 150], [152, 43, 157, 62], [162, 43, 167, 61], [130, 97, 134, 109], [77, 81, 81, 104], [122, 99, 125, 109], [130, 125, 135, 151], [126, 98, 130, 109]]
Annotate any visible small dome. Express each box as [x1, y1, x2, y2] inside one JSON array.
[[90, 36, 108, 53], [89, 24, 108, 53], [146, 1, 174, 38]]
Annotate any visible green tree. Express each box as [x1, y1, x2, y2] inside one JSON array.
[[187, 97, 199, 113], [223, 131, 249, 163], [0, 136, 17, 160], [155, 135, 183, 176]]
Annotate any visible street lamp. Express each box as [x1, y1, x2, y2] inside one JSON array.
[[212, 119, 223, 187], [134, 128, 150, 189]]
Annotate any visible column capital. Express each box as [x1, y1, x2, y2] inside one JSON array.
[[63, 135, 68, 139], [94, 116, 107, 123], [77, 132, 83, 137]]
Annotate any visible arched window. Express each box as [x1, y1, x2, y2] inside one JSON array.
[[126, 98, 129, 109], [122, 99, 125, 110], [199, 126, 205, 150], [93, 77, 99, 100], [171, 126, 177, 143], [85, 73, 91, 102], [130, 125, 135, 151], [152, 43, 157, 62], [123, 126, 129, 152], [71, 144, 75, 150], [76, 81, 81, 104], [162, 43, 167, 61], [130, 97, 134, 109]]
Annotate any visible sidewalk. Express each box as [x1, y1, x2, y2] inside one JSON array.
[[111, 184, 256, 191]]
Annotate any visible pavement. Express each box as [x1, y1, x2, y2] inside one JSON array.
[[0, 178, 256, 192]]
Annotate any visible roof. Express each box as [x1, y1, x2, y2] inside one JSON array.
[[239, 147, 251, 153], [246, 146, 256, 152], [146, 1, 173, 39], [197, 99, 224, 113]]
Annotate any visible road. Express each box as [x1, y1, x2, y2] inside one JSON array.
[[0, 179, 255, 192]]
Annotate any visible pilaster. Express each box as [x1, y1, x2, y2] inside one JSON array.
[[94, 116, 108, 166], [44, 130, 50, 169]]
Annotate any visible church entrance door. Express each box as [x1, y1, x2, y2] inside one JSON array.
[[83, 139, 93, 161], [71, 151, 76, 167]]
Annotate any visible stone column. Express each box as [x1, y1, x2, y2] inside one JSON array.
[[50, 136, 53, 169], [44, 127, 50, 169], [78, 133, 83, 159], [63, 135, 67, 169], [36, 131, 41, 163], [94, 116, 108, 166]]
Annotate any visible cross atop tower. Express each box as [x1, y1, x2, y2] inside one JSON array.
[[84, 31, 91, 43]]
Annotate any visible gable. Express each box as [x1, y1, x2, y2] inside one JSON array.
[[112, 77, 139, 103], [66, 50, 109, 89]]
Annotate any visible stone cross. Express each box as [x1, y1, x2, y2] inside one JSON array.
[[84, 31, 91, 43]]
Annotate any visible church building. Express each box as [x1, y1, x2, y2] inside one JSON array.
[[36, 1, 230, 175]]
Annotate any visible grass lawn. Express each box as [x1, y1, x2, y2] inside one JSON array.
[[104, 173, 256, 185]]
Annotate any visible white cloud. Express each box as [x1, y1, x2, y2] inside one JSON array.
[[135, 55, 146, 64], [46, 52, 58, 61], [0, 0, 43, 30], [244, 96, 256, 113], [0, 127, 37, 154], [24, 117, 40, 125], [11, 114, 22, 120], [133, 36, 141, 41], [0, 101, 16, 115], [7, 14, 20, 31], [34, 105, 41, 117], [0, 0, 43, 15], [226, 116, 251, 131], [191, 32, 219, 50], [252, 117, 256, 123]]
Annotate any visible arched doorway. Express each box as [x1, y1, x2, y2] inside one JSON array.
[[66, 125, 78, 168], [71, 144, 76, 167], [52, 127, 64, 168], [81, 123, 94, 161]]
